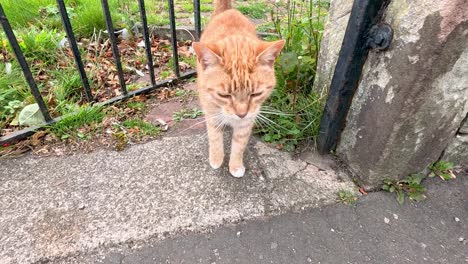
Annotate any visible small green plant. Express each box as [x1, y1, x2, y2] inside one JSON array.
[[172, 108, 203, 122], [51, 105, 104, 140], [160, 69, 172, 80], [181, 2, 194, 12], [127, 101, 147, 112], [17, 27, 64, 64], [338, 190, 358, 205], [174, 89, 197, 98], [237, 3, 270, 19], [122, 118, 161, 136], [429, 160, 456, 180], [382, 173, 427, 204]]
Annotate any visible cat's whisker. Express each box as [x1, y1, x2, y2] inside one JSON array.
[[260, 107, 308, 116], [256, 114, 280, 132], [257, 113, 287, 130], [174, 113, 223, 135], [259, 111, 296, 116]]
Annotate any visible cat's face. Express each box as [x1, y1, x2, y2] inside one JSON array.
[[193, 39, 285, 123]]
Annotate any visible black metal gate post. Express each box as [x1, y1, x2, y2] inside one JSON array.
[[317, 0, 393, 154], [193, 0, 202, 40]]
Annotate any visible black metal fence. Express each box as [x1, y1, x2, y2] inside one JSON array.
[[0, 0, 202, 144]]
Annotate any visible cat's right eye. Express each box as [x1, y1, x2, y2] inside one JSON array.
[[218, 93, 231, 99]]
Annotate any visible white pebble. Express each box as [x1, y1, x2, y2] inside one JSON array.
[[384, 217, 390, 224], [393, 214, 399, 220], [455, 217, 460, 222]]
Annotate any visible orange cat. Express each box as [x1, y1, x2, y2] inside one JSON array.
[[192, 0, 284, 177]]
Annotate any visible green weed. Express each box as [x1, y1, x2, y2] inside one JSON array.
[[127, 101, 147, 111], [0, 61, 30, 127], [17, 27, 64, 64], [173, 108, 203, 122], [122, 118, 160, 136], [51, 68, 83, 115], [429, 160, 456, 180], [181, 3, 194, 12], [238, 3, 270, 19], [338, 190, 358, 205], [382, 174, 427, 204], [51, 105, 104, 139], [255, 0, 327, 151]]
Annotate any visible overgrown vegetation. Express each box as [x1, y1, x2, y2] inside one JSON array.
[[382, 160, 457, 204], [255, 0, 329, 151], [1, 0, 206, 136], [1, 0, 332, 154]]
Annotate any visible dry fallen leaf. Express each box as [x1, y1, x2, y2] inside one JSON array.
[[359, 187, 368, 195]]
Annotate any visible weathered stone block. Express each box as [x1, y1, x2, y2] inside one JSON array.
[[312, 0, 353, 95], [335, 0, 468, 188], [443, 134, 468, 167]]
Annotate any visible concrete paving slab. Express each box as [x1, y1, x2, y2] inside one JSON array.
[[0, 135, 354, 264]]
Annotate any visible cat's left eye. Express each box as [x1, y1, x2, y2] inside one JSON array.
[[250, 92, 263, 97], [218, 93, 231, 99]]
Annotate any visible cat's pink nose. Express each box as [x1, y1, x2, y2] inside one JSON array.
[[236, 112, 247, 118]]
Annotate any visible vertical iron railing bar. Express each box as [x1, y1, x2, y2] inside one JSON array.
[[56, 0, 94, 103], [138, 0, 156, 86], [101, 0, 127, 96], [167, 0, 181, 77], [0, 4, 53, 122], [193, 0, 201, 40]]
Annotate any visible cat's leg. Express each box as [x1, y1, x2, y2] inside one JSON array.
[[206, 118, 224, 169], [229, 121, 254, 177]]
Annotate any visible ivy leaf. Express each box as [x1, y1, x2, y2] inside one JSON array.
[[18, 104, 46, 126]]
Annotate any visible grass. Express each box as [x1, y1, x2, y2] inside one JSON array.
[[255, 0, 328, 151], [122, 118, 161, 136], [50, 105, 104, 139], [338, 190, 358, 205], [173, 108, 203, 122], [237, 3, 271, 19], [1, 0, 329, 153], [127, 101, 147, 111]]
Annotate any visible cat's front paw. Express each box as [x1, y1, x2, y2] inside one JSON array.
[[209, 154, 224, 169], [229, 165, 245, 178]]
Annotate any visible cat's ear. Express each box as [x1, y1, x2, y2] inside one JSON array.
[[192, 42, 222, 69], [256, 40, 285, 67]]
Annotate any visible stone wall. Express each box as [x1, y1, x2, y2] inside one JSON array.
[[316, 0, 468, 189], [312, 0, 353, 95], [443, 116, 468, 166]]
